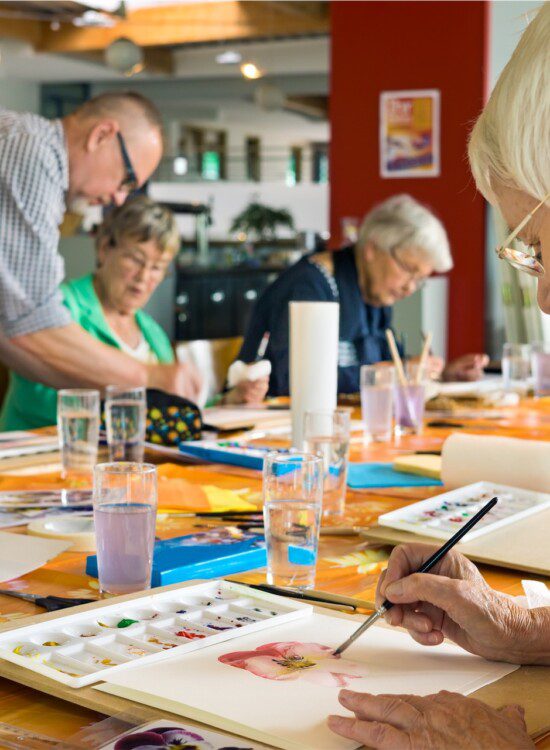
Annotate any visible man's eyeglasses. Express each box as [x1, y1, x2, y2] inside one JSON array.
[[116, 132, 138, 193], [496, 192, 549, 277]]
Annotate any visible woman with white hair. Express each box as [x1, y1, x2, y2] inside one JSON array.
[[239, 193, 487, 395], [329, 5, 549, 748]]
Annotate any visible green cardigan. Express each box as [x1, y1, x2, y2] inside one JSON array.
[[0, 274, 175, 431]]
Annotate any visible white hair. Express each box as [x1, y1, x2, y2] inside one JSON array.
[[357, 194, 453, 273], [468, 3, 550, 203]]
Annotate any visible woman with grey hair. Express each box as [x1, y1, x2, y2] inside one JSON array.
[[329, 5, 549, 748], [239, 193, 487, 395]]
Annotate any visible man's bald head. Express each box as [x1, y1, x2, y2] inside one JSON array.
[[64, 91, 164, 207], [74, 91, 163, 137]]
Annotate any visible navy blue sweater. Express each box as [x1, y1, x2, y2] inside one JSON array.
[[238, 246, 399, 395]]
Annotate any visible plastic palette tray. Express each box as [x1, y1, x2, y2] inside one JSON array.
[[378, 481, 550, 542], [0, 580, 311, 689]]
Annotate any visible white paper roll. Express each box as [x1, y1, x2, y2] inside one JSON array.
[[441, 433, 550, 492], [290, 301, 339, 448]]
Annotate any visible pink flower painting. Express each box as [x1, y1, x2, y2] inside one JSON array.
[[218, 642, 369, 687]]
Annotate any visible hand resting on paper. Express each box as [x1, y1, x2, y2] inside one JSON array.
[[376, 543, 550, 665], [223, 376, 269, 405], [442, 353, 489, 381], [328, 690, 534, 749]]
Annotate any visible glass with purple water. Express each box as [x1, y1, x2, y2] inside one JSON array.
[[360, 365, 395, 442], [93, 462, 157, 597], [394, 363, 426, 436], [105, 386, 146, 462]]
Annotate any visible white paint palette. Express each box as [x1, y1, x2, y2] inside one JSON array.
[[378, 481, 550, 542], [0, 580, 311, 688]]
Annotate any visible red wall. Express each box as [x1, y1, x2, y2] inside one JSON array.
[[330, 1, 489, 358]]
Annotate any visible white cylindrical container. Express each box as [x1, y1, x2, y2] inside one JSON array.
[[290, 301, 339, 448]]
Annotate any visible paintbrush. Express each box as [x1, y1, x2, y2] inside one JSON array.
[[237, 582, 375, 611], [333, 496, 498, 656]]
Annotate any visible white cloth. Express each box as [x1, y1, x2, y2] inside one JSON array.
[[227, 359, 271, 388]]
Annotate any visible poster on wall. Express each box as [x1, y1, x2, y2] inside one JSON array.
[[380, 89, 440, 178]]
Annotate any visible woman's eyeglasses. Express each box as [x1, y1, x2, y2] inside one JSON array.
[[496, 192, 549, 277], [116, 132, 138, 193], [390, 247, 428, 290]]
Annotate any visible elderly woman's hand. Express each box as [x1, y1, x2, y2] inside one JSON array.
[[443, 353, 489, 381], [328, 690, 533, 749], [376, 544, 545, 664], [223, 376, 269, 406]]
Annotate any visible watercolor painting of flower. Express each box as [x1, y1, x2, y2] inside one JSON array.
[[218, 642, 369, 687], [113, 724, 254, 749]]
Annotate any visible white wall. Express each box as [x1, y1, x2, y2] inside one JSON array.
[[0, 79, 39, 112], [150, 181, 328, 240]]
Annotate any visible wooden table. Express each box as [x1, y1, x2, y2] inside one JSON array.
[[1, 399, 550, 746]]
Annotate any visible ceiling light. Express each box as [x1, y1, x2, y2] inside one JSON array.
[[105, 37, 144, 76], [216, 50, 242, 65], [240, 62, 264, 80]]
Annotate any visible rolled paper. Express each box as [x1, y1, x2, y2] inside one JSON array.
[[289, 301, 339, 448], [441, 433, 550, 492]]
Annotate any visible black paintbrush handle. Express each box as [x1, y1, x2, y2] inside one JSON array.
[[381, 496, 498, 612], [34, 595, 96, 612]]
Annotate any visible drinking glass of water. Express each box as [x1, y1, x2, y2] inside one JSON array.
[[105, 386, 147, 462], [303, 409, 350, 518], [263, 452, 323, 589], [531, 342, 550, 397], [93, 462, 157, 597], [360, 365, 394, 442], [57, 389, 100, 479], [502, 343, 531, 391]]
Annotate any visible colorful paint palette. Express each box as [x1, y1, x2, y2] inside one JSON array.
[[0, 580, 311, 688], [378, 481, 550, 541]]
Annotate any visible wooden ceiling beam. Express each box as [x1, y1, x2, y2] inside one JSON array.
[[35, 1, 329, 53]]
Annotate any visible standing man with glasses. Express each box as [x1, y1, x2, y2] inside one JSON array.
[[0, 91, 202, 400]]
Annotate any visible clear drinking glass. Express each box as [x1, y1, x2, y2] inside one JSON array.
[[360, 365, 395, 442], [263, 452, 323, 589], [93, 462, 157, 597], [531, 343, 550, 397], [394, 363, 426, 435], [105, 386, 147, 462], [303, 409, 350, 518], [57, 389, 100, 479], [502, 343, 531, 391]]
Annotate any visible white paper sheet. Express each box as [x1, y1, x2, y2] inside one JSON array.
[[0, 531, 70, 581], [203, 407, 291, 430], [0, 430, 58, 459], [96, 612, 517, 750]]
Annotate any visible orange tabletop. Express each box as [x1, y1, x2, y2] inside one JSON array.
[[0, 399, 550, 746]]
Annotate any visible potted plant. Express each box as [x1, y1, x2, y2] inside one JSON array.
[[230, 202, 295, 242]]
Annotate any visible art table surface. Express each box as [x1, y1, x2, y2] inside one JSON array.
[[0, 398, 549, 746]]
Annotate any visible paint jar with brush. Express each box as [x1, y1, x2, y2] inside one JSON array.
[[394, 363, 427, 435], [386, 329, 431, 436]]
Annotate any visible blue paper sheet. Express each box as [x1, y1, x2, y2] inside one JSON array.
[[347, 462, 443, 489]]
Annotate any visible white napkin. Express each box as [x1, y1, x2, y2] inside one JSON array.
[[227, 359, 271, 388]]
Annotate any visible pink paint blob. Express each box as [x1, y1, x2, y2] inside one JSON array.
[[218, 641, 369, 687]]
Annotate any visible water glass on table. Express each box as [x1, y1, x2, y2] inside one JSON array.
[[360, 365, 395, 442], [105, 386, 147, 462], [502, 343, 531, 391], [57, 389, 100, 479], [303, 409, 350, 518], [262, 452, 323, 589], [394, 363, 426, 436], [530, 343, 550, 397], [93, 462, 157, 597]]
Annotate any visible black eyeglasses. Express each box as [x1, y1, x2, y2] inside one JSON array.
[[116, 132, 138, 193]]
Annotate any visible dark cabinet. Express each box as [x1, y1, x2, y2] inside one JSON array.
[[175, 267, 280, 341]]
